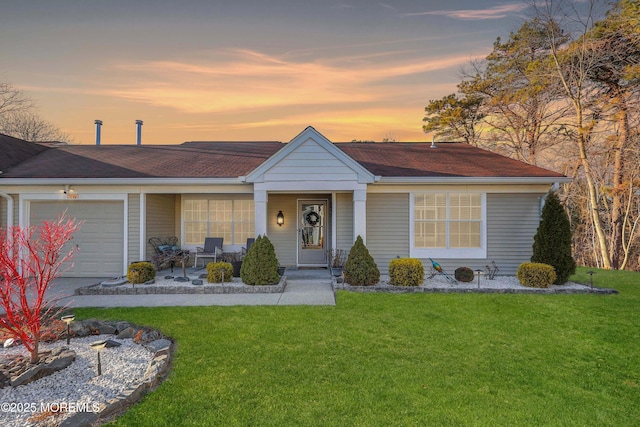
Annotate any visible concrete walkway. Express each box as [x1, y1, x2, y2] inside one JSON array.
[[50, 268, 336, 308]]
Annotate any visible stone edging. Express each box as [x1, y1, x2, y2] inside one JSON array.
[[332, 280, 618, 295], [75, 276, 287, 295], [59, 320, 174, 427]]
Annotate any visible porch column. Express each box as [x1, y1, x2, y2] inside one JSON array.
[[353, 189, 367, 244], [254, 189, 268, 236]]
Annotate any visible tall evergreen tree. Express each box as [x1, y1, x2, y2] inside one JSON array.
[[531, 192, 576, 284]]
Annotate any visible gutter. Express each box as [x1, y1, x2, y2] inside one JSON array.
[[376, 176, 572, 185], [0, 177, 247, 186]]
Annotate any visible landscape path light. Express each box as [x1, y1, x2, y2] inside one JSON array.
[[61, 314, 75, 345], [587, 271, 596, 289], [475, 269, 483, 289], [90, 340, 107, 376]]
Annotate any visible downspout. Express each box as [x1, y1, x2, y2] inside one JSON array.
[[0, 191, 14, 228]]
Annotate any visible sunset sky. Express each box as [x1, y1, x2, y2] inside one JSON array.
[[0, 1, 531, 145]]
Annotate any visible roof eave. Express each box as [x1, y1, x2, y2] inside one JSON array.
[[0, 177, 247, 185]]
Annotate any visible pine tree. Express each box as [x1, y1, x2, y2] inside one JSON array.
[[344, 235, 380, 286], [531, 192, 576, 284]]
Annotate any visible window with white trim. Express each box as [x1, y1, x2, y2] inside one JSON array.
[[411, 192, 485, 258], [184, 199, 254, 245]]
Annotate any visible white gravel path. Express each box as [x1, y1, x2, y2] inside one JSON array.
[[377, 274, 592, 290], [0, 335, 154, 427]]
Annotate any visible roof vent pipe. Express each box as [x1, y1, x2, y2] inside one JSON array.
[[135, 120, 143, 145], [94, 120, 103, 145], [430, 135, 437, 148]]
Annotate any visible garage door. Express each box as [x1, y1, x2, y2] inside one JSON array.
[[30, 201, 125, 277]]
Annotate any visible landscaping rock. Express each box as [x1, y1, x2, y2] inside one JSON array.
[[116, 327, 136, 339], [59, 411, 99, 427], [105, 339, 122, 348], [114, 321, 134, 333], [146, 339, 172, 353], [164, 275, 174, 280], [174, 276, 189, 282], [70, 322, 91, 337], [10, 347, 76, 387], [191, 279, 203, 285], [144, 279, 156, 285], [86, 320, 116, 335], [199, 274, 208, 279]]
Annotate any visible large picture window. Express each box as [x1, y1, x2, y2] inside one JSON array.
[[184, 199, 254, 245], [411, 192, 485, 258]]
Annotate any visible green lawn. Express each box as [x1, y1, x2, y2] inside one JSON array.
[[78, 267, 640, 426]]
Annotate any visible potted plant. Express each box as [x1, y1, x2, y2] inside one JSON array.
[[277, 265, 286, 276], [327, 249, 347, 277]]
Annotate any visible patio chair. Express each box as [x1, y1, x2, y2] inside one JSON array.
[[149, 236, 183, 272], [242, 237, 255, 257], [194, 237, 223, 268]]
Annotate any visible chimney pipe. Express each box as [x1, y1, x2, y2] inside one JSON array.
[[135, 120, 143, 145], [94, 120, 103, 145]]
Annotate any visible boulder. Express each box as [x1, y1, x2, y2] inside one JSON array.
[[11, 348, 76, 387], [116, 327, 136, 339]]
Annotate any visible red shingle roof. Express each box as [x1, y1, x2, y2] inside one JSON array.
[[2, 142, 283, 179], [338, 142, 565, 178], [0, 133, 49, 173], [0, 140, 564, 179]]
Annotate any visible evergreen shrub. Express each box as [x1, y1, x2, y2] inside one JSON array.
[[127, 262, 156, 284], [531, 192, 576, 284], [240, 235, 280, 285], [389, 258, 424, 286], [517, 262, 556, 288], [344, 236, 380, 286], [206, 261, 234, 283]]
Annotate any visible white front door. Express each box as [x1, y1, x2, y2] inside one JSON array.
[[298, 200, 327, 266]]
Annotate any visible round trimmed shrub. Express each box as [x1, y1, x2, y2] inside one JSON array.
[[240, 235, 280, 285], [206, 261, 233, 283], [517, 262, 557, 288], [389, 258, 424, 286], [127, 262, 156, 284], [344, 236, 380, 286], [454, 267, 475, 282]]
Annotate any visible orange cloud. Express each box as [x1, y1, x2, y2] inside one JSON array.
[[100, 49, 476, 114]]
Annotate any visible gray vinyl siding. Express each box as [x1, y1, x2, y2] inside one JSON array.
[[336, 193, 353, 250], [145, 194, 177, 259], [366, 193, 410, 274], [267, 193, 299, 266], [415, 193, 543, 275], [128, 194, 140, 264], [486, 193, 542, 274], [264, 140, 358, 182], [0, 194, 17, 228]]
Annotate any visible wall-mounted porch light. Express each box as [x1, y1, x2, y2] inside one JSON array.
[[277, 211, 285, 227]]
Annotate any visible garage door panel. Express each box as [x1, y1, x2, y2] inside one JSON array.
[[30, 201, 125, 277]]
